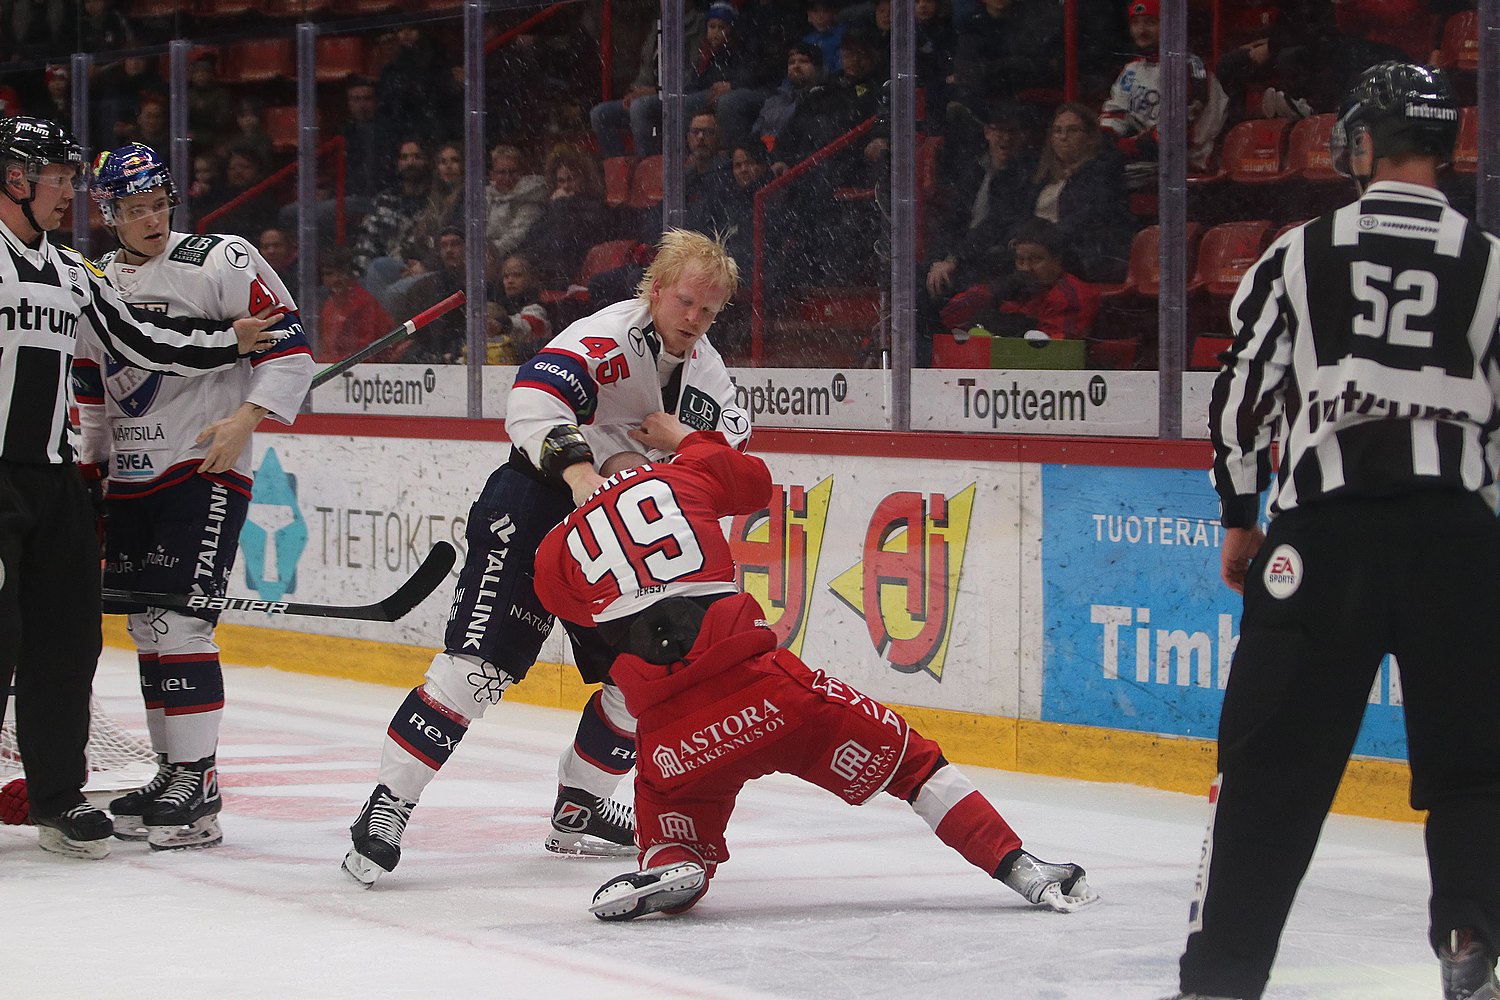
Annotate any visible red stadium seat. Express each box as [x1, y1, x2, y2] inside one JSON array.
[[627, 155, 663, 210], [315, 36, 369, 83], [1437, 10, 1479, 73], [1087, 337, 1139, 370], [1289, 113, 1341, 183], [602, 156, 635, 209], [330, 0, 399, 12], [1453, 105, 1477, 175], [220, 39, 295, 84], [195, 0, 256, 18], [577, 240, 637, 286], [1221, 118, 1291, 185], [1188, 220, 1273, 298], [1189, 334, 1234, 370], [1103, 223, 1203, 299], [130, 0, 192, 17], [266, 0, 330, 16], [263, 106, 301, 152]]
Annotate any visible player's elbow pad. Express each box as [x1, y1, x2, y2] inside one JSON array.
[[538, 424, 595, 480]]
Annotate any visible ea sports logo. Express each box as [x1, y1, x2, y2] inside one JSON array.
[[1263, 544, 1303, 599]]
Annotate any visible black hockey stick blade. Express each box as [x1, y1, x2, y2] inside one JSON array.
[[311, 291, 466, 389], [102, 541, 457, 622]]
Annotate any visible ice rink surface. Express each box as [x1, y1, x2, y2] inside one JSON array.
[[4, 650, 1439, 1000]]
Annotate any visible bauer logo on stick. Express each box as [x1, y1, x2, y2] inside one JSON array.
[[1262, 544, 1303, 599]]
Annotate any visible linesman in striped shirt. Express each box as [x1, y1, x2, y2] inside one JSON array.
[[0, 117, 276, 861], [1169, 64, 1500, 1000]]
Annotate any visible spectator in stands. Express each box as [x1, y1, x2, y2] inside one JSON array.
[[769, 27, 887, 287], [711, 0, 807, 152], [1027, 103, 1134, 282], [210, 144, 280, 240], [39, 65, 70, 131], [389, 225, 469, 364], [686, 111, 734, 206], [341, 77, 393, 213], [372, 141, 467, 315], [923, 99, 1036, 315], [319, 245, 396, 364], [92, 56, 168, 148], [752, 42, 825, 154], [693, 2, 770, 153], [1101, 0, 1228, 190], [256, 225, 307, 308], [227, 98, 275, 169], [133, 96, 172, 155], [589, 6, 707, 157], [939, 218, 1101, 341], [803, 0, 848, 76], [521, 143, 610, 290], [378, 25, 461, 143], [485, 143, 547, 266], [691, 142, 772, 356], [187, 55, 231, 154], [2, 0, 67, 59], [183, 152, 227, 230], [949, 0, 1062, 116], [77, 0, 136, 54], [351, 136, 432, 291], [914, 0, 957, 98], [485, 252, 552, 364]]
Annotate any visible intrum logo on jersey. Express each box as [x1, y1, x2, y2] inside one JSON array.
[[657, 812, 698, 843], [731, 477, 832, 656], [1263, 544, 1303, 599], [463, 513, 517, 650], [241, 448, 308, 601], [656, 698, 788, 777], [827, 485, 976, 681], [0, 298, 80, 338]]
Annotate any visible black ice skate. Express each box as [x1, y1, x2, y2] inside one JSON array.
[[1442, 930, 1500, 1000], [342, 784, 415, 887], [996, 849, 1099, 912], [1157, 993, 1246, 999], [109, 754, 171, 841], [32, 799, 112, 859], [545, 785, 636, 857], [142, 756, 223, 851], [590, 861, 707, 921]]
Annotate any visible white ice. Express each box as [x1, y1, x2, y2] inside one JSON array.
[[4, 649, 1437, 1000]]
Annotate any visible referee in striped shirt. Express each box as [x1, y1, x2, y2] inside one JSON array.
[[0, 116, 275, 859], [1169, 64, 1500, 1000]]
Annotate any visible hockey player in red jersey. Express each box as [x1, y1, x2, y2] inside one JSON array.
[[534, 412, 1099, 920]]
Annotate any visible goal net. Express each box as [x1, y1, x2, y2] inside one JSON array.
[[1, 692, 160, 792]]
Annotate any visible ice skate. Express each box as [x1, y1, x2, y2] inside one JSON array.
[[1442, 930, 1500, 1000], [590, 861, 707, 921], [108, 754, 170, 841], [545, 785, 636, 857], [343, 784, 415, 887], [1157, 993, 1245, 999], [143, 757, 223, 851], [996, 849, 1098, 912], [32, 800, 112, 859]]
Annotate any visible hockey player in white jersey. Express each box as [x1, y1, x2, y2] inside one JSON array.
[[343, 228, 750, 885], [75, 143, 315, 850]]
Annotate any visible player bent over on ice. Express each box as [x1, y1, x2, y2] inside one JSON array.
[[77, 143, 314, 850], [533, 412, 1099, 920]]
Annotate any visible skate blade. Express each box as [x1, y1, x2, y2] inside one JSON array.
[[1036, 879, 1100, 913], [590, 862, 705, 921], [342, 848, 387, 887], [146, 816, 223, 851], [37, 827, 111, 860], [112, 815, 149, 841], [545, 829, 637, 858]]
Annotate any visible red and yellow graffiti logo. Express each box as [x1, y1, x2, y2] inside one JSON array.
[[730, 478, 832, 656], [828, 485, 975, 680]]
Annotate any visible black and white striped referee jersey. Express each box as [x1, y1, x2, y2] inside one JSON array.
[[0, 220, 244, 466], [1210, 180, 1500, 528]]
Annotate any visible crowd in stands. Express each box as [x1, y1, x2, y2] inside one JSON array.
[[0, 0, 1479, 368]]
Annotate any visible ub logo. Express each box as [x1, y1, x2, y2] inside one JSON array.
[[653, 744, 685, 778]]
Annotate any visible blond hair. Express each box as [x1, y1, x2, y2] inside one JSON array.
[[635, 228, 740, 302]]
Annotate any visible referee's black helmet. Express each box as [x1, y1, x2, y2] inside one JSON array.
[[0, 116, 84, 175], [1330, 61, 1458, 176]]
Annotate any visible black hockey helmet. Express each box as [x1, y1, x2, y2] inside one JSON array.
[[1330, 61, 1457, 177], [0, 116, 85, 232]]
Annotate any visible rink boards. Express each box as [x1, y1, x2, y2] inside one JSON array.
[[106, 390, 1417, 822]]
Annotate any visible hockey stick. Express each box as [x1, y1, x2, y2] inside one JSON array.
[[102, 541, 457, 622], [311, 291, 467, 389]]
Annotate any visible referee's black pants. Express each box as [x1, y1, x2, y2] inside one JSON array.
[[1180, 492, 1500, 999], [0, 461, 103, 816]]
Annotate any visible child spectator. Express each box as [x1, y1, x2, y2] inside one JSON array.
[[803, 0, 848, 76], [939, 218, 1100, 341]]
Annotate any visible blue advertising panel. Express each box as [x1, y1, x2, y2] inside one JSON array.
[[1040, 464, 1408, 760]]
